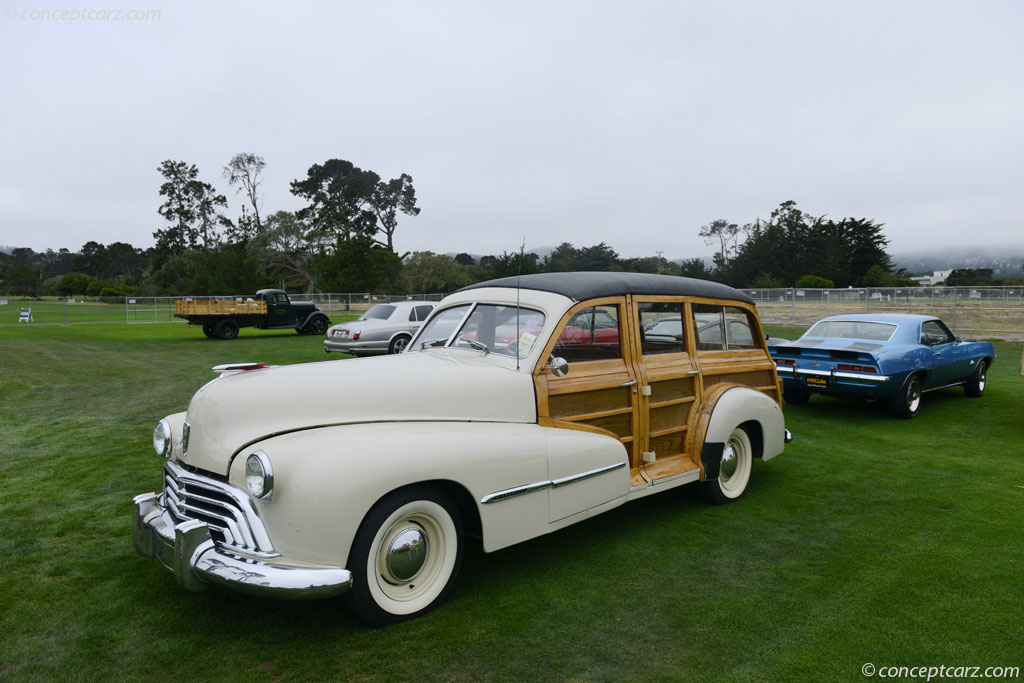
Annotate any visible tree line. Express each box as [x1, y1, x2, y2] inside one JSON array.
[[4, 154, 1017, 297]]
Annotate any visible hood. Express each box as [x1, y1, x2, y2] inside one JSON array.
[[182, 350, 537, 475]]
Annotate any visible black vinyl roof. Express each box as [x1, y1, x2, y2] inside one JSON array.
[[458, 272, 753, 305]]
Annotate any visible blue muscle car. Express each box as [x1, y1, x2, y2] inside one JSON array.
[[769, 314, 995, 418]]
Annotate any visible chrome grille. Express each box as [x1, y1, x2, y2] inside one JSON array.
[[162, 460, 275, 555]]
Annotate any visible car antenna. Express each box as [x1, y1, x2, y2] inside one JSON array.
[[516, 238, 525, 372]]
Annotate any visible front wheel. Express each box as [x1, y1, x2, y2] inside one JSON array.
[[305, 316, 329, 336], [889, 374, 922, 419], [963, 360, 988, 398], [697, 426, 753, 505], [202, 324, 216, 338], [344, 487, 463, 626]]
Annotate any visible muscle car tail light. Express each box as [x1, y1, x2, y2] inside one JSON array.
[[775, 358, 796, 366], [837, 363, 877, 374]]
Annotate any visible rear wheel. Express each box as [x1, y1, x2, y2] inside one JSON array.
[[202, 324, 216, 338], [963, 360, 987, 398], [388, 334, 411, 354], [697, 426, 753, 505], [889, 374, 922, 419], [214, 319, 239, 340], [344, 486, 463, 626]]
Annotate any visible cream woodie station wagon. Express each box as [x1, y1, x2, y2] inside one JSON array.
[[132, 273, 790, 624]]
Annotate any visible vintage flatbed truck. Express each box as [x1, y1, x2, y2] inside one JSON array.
[[174, 289, 331, 340]]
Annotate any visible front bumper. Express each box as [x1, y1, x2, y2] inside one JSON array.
[[131, 491, 352, 599]]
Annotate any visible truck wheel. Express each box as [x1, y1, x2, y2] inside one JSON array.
[[388, 335, 411, 354], [306, 316, 329, 336], [344, 486, 463, 626], [214, 319, 239, 340], [697, 426, 753, 505], [202, 324, 216, 338]]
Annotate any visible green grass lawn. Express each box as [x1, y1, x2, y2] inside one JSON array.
[[1, 322, 1022, 680]]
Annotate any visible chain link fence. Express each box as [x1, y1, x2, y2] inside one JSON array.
[[743, 286, 1024, 339], [0, 293, 447, 327], [4, 287, 1023, 339]]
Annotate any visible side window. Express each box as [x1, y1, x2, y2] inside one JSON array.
[[921, 320, 954, 346], [408, 308, 418, 322], [554, 305, 622, 362], [693, 304, 725, 350], [274, 293, 289, 303], [414, 305, 434, 321], [724, 307, 758, 349], [638, 302, 686, 355]]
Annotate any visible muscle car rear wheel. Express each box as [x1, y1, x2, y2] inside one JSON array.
[[889, 374, 922, 419], [345, 486, 464, 626], [782, 387, 810, 405], [963, 360, 987, 397], [698, 426, 752, 504]]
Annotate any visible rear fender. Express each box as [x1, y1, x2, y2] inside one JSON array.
[[689, 384, 786, 481]]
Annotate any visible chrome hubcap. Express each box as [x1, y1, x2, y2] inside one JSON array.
[[384, 526, 428, 583], [721, 445, 738, 481], [394, 338, 409, 353], [908, 382, 921, 411]]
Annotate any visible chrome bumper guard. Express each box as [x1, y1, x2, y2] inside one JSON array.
[[132, 492, 352, 599]]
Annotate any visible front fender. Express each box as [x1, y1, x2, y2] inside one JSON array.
[[228, 422, 553, 566]]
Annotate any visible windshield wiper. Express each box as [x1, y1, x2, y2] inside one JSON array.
[[418, 338, 449, 350], [462, 338, 490, 355]]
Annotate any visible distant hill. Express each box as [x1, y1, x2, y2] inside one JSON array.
[[893, 245, 1024, 278]]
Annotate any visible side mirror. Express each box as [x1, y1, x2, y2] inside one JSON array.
[[545, 356, 569, 377]]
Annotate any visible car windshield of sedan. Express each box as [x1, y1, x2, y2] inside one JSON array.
[[412, 303, 546, 357], [805, 320, 897, 342], [360, 304, 396, 321]]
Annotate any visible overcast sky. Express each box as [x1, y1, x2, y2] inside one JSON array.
[[1, 1, 1022, 260]]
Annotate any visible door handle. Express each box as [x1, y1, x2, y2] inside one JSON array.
[[620, 379, 637, 387]]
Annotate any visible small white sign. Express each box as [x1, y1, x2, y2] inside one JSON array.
[[796, 290, 805, 297], [0, 298, 7, 305], [128, 299, 136, 304]]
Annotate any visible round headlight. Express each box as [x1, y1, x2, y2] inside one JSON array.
[[245, 451, 274, 500], [153, 419, 172, 458]]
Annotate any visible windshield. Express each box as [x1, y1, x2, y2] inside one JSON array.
[[805, 320, 897, 342], [360, 304, 395, 321], [413, 303, 546, 357]]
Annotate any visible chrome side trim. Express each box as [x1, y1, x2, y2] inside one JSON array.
[[774, 366, 890, 383], [481, 461, 626, 504], [551, 461, 626, 488]]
